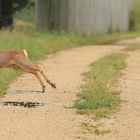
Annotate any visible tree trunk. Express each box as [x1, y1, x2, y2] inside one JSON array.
[[0, 0, 13, 29], [0, 0, 2, 29], [1, 0, 13, 27], [35, 0, 50, 31]]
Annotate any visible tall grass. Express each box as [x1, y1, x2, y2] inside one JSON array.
[[129, 0, 140, 31], [124, 45, 140, 51]]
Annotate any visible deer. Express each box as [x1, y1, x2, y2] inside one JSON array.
[[0, 49, 56, 93]]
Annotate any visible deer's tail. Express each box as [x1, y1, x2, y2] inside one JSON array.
[[23, 49, 28, 58]]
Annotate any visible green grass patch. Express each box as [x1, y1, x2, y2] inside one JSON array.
[[14, 6, 35, 23], [129, 0, 140, 31], [0, 69, 21, 95], [75, 53, 127, 118], [124, 45, 140, 51]]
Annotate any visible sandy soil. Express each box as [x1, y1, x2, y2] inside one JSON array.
[[0, 44, 139, 140], [82, 50, 140, 140], [116, 37, 140, 45]]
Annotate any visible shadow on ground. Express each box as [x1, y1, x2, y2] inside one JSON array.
[[0, 101, 45, 108]]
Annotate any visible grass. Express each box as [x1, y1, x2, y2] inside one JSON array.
[[124, 45, 140, 51], [75, 53, 127, 118], [14, 6, 35, 23], [0, 69, 21, 94], [129, 0, 140, 31], [0, 20, 140, 96]]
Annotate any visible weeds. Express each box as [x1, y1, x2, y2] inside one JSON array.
[[75, 53, 127, 118], [129, 0, 140, 31]]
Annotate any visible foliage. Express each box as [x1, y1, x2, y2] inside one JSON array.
[[129, 0, 140, 31], [14, 6, 35, 23], [124, 45, 140, 51], [13, 0, 34, 13]]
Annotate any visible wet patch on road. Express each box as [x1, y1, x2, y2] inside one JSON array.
[[0, 101, 45, 108]]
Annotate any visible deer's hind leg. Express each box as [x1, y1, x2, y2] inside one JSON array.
[[13, 64, 46, 92], [37, 68, 56, 88], [26, 64, 56, 88]]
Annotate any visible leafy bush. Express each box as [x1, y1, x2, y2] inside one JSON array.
[[129, 0, 140, 31], [13, 0, 34, 13]]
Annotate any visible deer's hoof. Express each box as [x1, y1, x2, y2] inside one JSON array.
[[42, 86, 46, 93], [51, 83, 56, 88]]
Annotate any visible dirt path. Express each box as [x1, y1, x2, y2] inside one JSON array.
[[0, 45, 125, 140], [116, 37, 140, 45], [83, 50, 140, 140]]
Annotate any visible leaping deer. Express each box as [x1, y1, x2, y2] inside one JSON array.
[[0, 49, 56, 92]]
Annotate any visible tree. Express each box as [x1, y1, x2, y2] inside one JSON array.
[[0, 0, 13, 29], [0, 0, 2, 28], [35, 0, 61, 31], [0, 0, 32, 29], [12, 0, 34, 14]]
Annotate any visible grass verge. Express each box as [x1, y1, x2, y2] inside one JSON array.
[[0, 20, 139, 96], [75, 53, 127, 118], [129, 0, 140, 31], [124, 45, 140, 51]]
